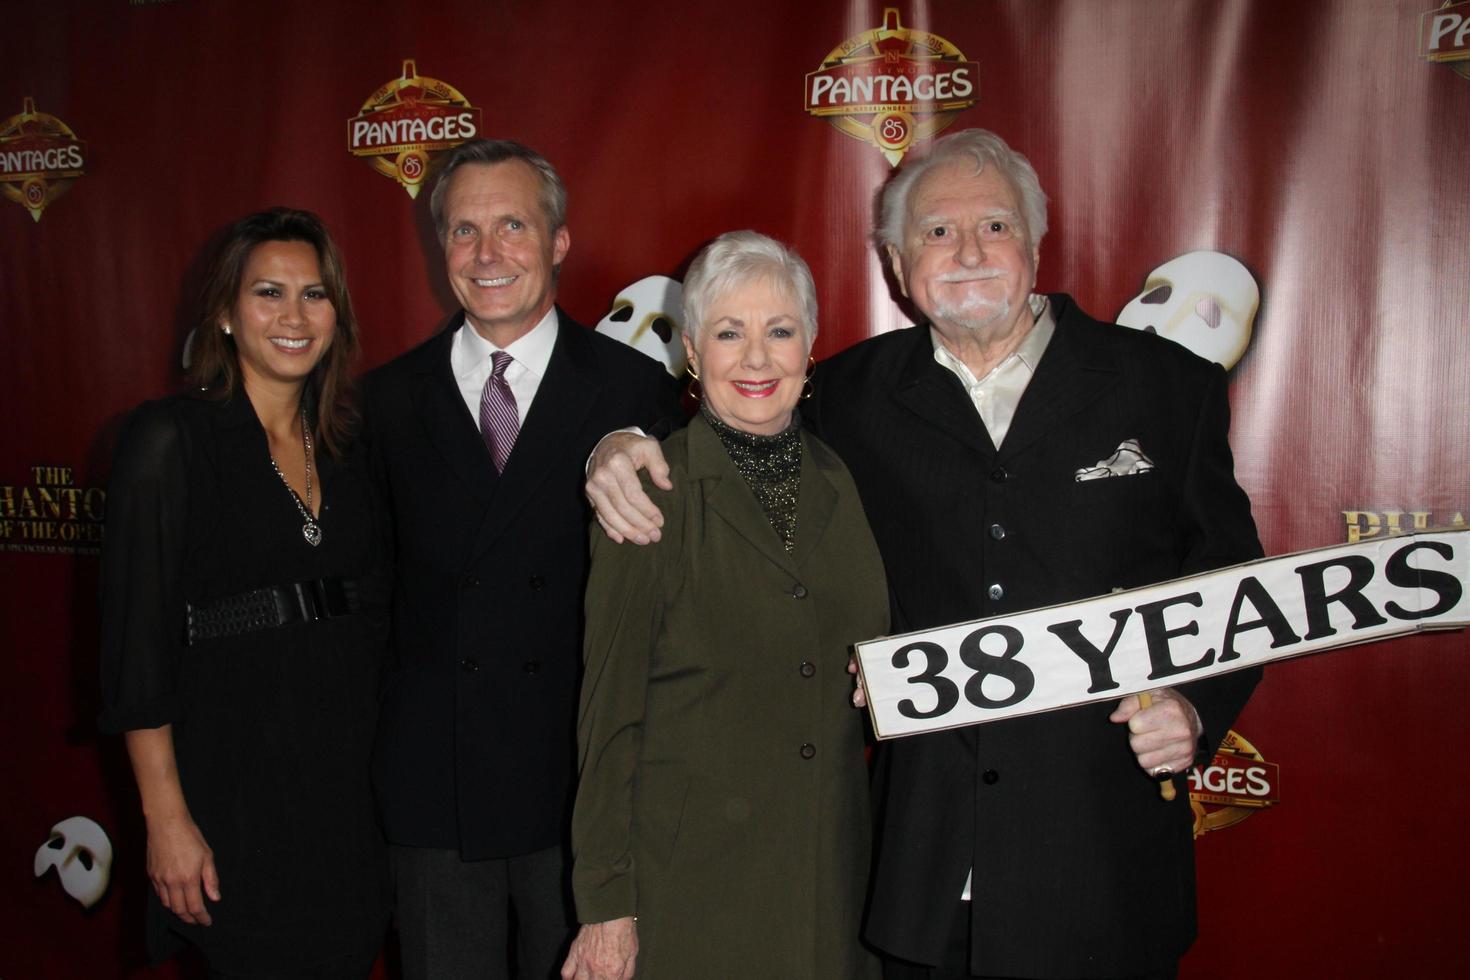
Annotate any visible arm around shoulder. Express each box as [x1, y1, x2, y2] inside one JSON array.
[[586, 430, 676, 545]]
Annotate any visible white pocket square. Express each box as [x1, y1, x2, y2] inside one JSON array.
[[1075, 439, 1155, 481]]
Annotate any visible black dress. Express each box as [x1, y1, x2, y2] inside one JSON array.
[[99, 391, 391, 973]]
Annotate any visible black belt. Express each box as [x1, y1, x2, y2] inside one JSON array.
[[185, 578, 358, 646]]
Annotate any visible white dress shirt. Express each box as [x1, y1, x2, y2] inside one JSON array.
[[931, 294, 1055, 448], [451, 307, 560, 428]]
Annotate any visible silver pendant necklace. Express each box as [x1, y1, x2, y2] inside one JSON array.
[[269, 405, 322, 547]]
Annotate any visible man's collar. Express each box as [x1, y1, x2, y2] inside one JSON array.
[[1013, 294, 1055, 372], [930, 293, 1055, 383], [452, 306, 560, 380]]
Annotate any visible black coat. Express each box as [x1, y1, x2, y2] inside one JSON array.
[[806, 295, 1263, 978], [362, 309, 682, 860]]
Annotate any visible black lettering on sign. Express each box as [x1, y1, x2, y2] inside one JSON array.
[[959, 625, 1033, 709], [1220, 576, 1302, 662], [1047, 610, 1131, 693], [1295, 555, 1388, 640], [1139, 592, 1215, 680], [893, 641, 959, 719], [1383, 541, 1463, 620]]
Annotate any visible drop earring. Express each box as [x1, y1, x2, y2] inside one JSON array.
[[685, 360, 702, 402]]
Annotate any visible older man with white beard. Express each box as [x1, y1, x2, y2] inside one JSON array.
[[586, 128, 1262, 979]]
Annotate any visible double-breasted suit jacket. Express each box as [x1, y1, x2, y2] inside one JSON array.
[[571, 414, 888, 979], [363, 309, 681, 860], [806, 294, 1263, 978]]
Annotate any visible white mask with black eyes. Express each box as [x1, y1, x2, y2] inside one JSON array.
[[34, 815, 113, 909], [1116, 251, 1259, 370], [595, 275, 686, 376]]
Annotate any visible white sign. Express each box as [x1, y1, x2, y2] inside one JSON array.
[[855, 529, 1469, 740]]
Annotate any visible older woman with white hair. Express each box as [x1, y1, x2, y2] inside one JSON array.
[[561, 231, 887, 980]]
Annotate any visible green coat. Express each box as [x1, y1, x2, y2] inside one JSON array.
[[572, 414, 888, 979]]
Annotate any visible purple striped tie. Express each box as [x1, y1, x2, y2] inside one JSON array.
[[479, 351, 519, 472]]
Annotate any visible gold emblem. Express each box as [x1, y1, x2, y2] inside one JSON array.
[[0, 98, 86, 222], [804, 8, 980, 166], [1189, 729, 1280, 837], [1343, 509, 1467, 544], [1, 464, 106, 555], [1421, 1, 1470, 78], [348, 60, 483, 198]]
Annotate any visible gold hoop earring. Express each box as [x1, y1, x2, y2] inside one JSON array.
[[800, 355, 815, 401], [685, 361, 702, 402]]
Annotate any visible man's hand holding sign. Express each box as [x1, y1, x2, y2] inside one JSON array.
[[1114, 689, 1199, 800]]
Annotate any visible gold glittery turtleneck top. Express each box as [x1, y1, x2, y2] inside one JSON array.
[[701, 402, 802, 552]]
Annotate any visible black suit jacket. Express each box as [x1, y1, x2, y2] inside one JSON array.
[[807, 295, 1262, 978], [363, 308, 682, 860]]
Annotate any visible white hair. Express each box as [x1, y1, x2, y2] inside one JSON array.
[[682, 231, 819, 346], [876, 128, 1049, 252]]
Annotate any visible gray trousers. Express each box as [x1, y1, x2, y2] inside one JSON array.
[[389, 844, 574, 980]]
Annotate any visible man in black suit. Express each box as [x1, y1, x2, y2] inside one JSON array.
[[363, 140, 681, 980], [586, 129, 1261, 979]]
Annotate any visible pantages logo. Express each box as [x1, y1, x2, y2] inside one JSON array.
[[1421, 1, 1470, 78], [1188, 729, 1280, 838], [0, 98, 86, 222], [348, 60, 483, 198], [804, 8, 979, 166]]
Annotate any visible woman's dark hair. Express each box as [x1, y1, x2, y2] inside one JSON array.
[[189, 207, 360, 456]]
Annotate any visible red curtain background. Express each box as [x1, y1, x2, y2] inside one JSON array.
[[4, 1, 1467, 976]]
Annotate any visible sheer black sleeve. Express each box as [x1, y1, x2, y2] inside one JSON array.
[[97, 400, 191, 733]]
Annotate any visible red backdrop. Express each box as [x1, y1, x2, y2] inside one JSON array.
[[4, 1, 1468, 976]]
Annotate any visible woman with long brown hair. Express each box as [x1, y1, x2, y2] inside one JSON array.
[[100, 208, 390, 978]]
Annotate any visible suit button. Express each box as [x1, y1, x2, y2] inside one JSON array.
[[987, 583, 1004, 600], [982, 769, 999, 785], [799, 661, 816, 678], [791, 584, 808, 599], [529, 575, 546, 590], [522, 660, 541, 674], [799, 743, 816, 759], [989, 524, 1006, 540], [990, 467, 1009, 483], [460, 658, 480, 673], [462, 575, 480, 588]]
